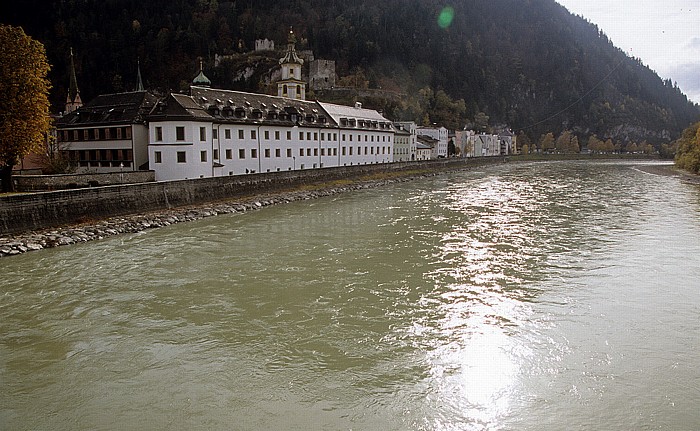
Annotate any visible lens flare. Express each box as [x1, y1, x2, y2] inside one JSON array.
[[438, 6, 455, 29]]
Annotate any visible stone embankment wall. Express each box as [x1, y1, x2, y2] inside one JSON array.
[[13, 171, 156, 192], [0, 158, 499, 235]]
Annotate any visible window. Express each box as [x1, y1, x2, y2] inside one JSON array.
[[154, 151, 162, 163], [265, 131, 270, 140], [287, 149, 292, 157], [177, 151, 186, 163], [314, 148, 318, 156], [226, 149, 232, 159], [83, 130, 89, 140], [286, 131, 291, 140], [213, 149, 219, 160], [299, 149, 304, 156], [238, 129, 244, 139], [349, 135, 353, 142], [155, 126, 163, 141], [275, 131, 280, 140], [307, 148, 312, 156], [342, 147, 346, 156], [239, 149, 245, 159], [314, 132, 318, 140], [225, 129, 231, 139], [116, 128, 123, 139], [275, 148, 280, 157], [307, 132, 311, 141], [321, 133, 325, 141], [251, 149, 257, 158], [251, 130, 257, 139], [265, 149, 270, 158], [212, 128, 218, 139], [176, 126, 185, 141], [200, 127, 206, 141], [299, 132, 304, 141], [201, 150, 207, 162], [321, 149, 325, 156]]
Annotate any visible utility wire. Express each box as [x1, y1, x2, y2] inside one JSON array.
[[518, 56, 627, 131]]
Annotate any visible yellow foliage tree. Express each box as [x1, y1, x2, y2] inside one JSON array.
[[0, 25, 51, 192], [674, 122, 700, 174]]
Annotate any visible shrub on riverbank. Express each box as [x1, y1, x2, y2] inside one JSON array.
[[674, 122, 700, 175]]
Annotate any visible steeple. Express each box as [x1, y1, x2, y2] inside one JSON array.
[[192, 59, 211, 87], [136, 59, 144, 91], [277, 28, 306, 100], [65, 48, 83, 114]]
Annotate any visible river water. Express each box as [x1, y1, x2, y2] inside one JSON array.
[[1, 160, 699, 430]]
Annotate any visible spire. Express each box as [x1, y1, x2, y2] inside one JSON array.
[[279, 27, 303, 66], [192, 59, 211, 87], [136, 58, 144, 91], [65, 48, 83, 114]]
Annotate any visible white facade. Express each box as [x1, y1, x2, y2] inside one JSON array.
[[149, 120, 214, 180], [147, 89, 394, 181], [474, 134, 501, 157], [318, 102, 394, 166], [416, 126, 448, 158]]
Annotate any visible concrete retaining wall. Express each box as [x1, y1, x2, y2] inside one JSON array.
[[1, 158, 499, 235], [13, 171, 156, 192]]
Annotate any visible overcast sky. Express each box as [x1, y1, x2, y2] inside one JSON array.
[[555, 0, 700, 104]]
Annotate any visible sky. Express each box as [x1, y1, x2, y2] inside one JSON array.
[[555, 0, 700, 104]]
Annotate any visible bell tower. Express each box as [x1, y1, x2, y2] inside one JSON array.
[[277, 28, 305, 100]]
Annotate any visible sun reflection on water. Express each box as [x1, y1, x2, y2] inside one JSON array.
[[415, 174, 544, 428]]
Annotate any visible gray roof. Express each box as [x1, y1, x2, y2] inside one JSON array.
[[57, 91, 159, 127]]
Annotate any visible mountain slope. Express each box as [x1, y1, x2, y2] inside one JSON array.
[[3, 0, 698, 144]]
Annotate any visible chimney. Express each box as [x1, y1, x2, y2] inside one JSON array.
[[354, 102, 362, 109]]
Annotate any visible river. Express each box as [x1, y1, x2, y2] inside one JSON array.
[[1, 160, 699, 430]]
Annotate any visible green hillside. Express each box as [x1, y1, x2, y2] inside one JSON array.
[[3, 0, 698, 145]]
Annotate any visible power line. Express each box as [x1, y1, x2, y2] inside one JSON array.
[[518, 56, 626, 131]]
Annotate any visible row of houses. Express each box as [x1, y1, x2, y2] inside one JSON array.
[[54, 31, 515, 182]]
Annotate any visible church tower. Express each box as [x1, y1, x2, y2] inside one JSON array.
[[65, 48, 83, 114], [277, 28, 305, 100], [192, 59, 211, 87]]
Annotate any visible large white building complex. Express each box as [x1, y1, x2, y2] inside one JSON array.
[[148, 87, 394, 181]]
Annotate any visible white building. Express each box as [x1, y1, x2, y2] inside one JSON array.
[[416, 125, 448, 158], [318, 102, 395, 166], [474, 133, 500, 157], [147, 88, 394, 181]]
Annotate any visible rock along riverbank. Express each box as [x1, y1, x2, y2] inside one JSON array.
[[0, 172, 438, 258]]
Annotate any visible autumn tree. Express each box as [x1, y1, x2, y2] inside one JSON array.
[[0, 25, 51, 192], [517, 131, 531, 154], [539, 132, 555, 153], [675, 122, 700, 174]]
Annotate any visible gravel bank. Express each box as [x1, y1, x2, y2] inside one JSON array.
[[0, 173, 434, 258]]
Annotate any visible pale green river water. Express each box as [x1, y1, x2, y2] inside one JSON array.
[[1, 160, 699, 430]]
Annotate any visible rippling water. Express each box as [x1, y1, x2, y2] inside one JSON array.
[[1, 160, 699, 430]]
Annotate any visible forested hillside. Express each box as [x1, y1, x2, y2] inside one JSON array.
[[3, 0, 699, 145]]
